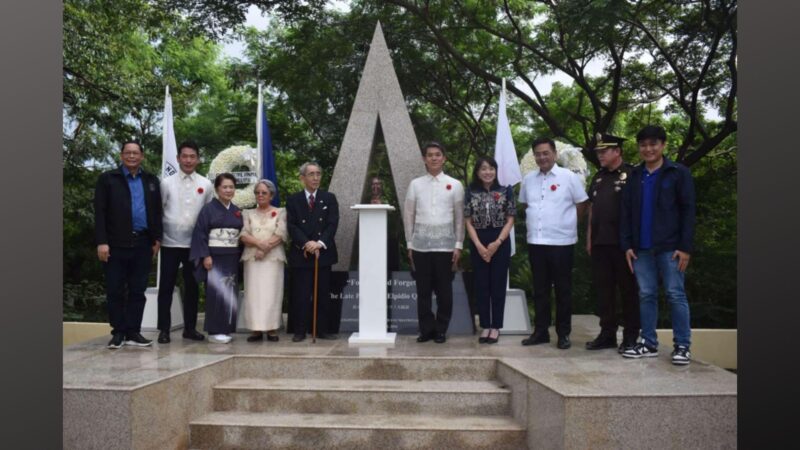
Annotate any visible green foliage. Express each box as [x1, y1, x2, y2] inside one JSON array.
[[63, 281, 107, 322]]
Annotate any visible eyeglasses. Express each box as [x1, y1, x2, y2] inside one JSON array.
[[255, 191, 270, 195]]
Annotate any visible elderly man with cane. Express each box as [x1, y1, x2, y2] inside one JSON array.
[[286, 162, 340, 342]]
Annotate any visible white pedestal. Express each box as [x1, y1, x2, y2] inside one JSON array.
[[142, 286, 184, 331], [348, 204, 397, 345], [499, 288, 532, 335]]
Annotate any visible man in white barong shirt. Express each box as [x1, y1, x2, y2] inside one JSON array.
[[403, 142, 465, 344], [156, 140, 214, 343]]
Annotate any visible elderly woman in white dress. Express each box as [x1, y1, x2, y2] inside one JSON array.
[[239, 180, 287, 342]]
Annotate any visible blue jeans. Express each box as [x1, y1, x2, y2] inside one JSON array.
[[632, 249, 691, 348]]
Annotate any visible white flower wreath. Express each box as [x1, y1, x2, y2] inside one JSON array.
[[519, 140, 590, 186], [208, 145, 258, 208]]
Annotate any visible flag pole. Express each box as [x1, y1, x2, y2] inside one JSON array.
[[256, 83, 263, 180], [156, 85, 175, 289]]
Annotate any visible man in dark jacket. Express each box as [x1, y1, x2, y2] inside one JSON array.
[[620, 125, 696, 365], [286, 162, 339, 342], [94, 140, 162, 349]]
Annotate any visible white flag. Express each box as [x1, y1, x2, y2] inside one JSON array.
[[494, 79, 522, 187], [161, 86, 178, 179], [494, 79, 522, 256]]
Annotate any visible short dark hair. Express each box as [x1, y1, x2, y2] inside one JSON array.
[[214, 172, 236, 188], [470, 157, 500, 190], [421, 141, 446, 157], [178, 140, 200, 156], [120, 140, 143, 153], [636, 125, 667, 143], [531, 137, 556, 152]]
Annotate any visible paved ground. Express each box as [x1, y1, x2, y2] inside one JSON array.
[[64, 315, 736, 397]]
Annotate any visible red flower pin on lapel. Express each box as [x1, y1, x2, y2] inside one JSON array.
[[271, 211, 277, 217], [446, 184, 452, 190], [234, 210, 241, 218], [197, 187, 204, 194], [550, 184, 558, 191], [493, 192, 501, 201]]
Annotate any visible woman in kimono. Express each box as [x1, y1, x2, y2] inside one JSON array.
[[239, 179, 287, 342], [190, 173, 243, 344]]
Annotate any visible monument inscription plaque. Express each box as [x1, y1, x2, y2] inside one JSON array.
[[332, 271, 473, 335]]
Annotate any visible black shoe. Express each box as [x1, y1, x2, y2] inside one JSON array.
[[266, 333, 280, 342], [585, 333, 617, 350], [317, 333, 338, 340], [107, 333, 125, 349], [478, 335, 489, 344], [182, 329, 205, 341], [557, 335, 571, 349], [434, 333, 447, 344], [417, 332, 434, 343], [292, 334, 306, 342], [157, 331, 171, 344], [247, 332, 264, 342], [487, 329, 499, 344], [521, 330, 550, 346], [124, 332, 153, 347]]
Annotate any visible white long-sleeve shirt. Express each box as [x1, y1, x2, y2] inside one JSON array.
[[403, 173, 465, 252], [160, 171, 214, 247]]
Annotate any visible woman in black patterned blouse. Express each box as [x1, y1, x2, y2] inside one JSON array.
[[465, 157, 516, 344]]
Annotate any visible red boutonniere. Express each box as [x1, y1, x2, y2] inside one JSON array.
[[197, 187, 204, 194], [550, 184, 558, 191], [234, 210, 242, 218], [493, 192, 501, 201], [271, 210, 277, 217], [446, 184, 452, 190]]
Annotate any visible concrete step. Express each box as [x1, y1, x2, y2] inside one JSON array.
[[234, 356, 498, 381], [213, 377, 512, 415], [189, 411, 526, 450]]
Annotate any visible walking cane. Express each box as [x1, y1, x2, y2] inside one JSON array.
[[312, 252, 319, 343]]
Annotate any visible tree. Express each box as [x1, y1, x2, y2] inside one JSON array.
[[63, 0, 242, 284], [382, 0, 737, 167]]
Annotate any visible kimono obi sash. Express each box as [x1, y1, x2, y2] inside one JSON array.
[[208, 228, 241, 247]]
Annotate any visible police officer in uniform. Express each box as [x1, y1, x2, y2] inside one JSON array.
[[585, 133, 640, 352]]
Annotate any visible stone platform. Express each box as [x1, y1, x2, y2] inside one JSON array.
[[63, 315, 737, 449]]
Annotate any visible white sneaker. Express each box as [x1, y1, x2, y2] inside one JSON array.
[[671, 345, 691, 365], [209, 334, 232, 344], [622, 342, 659, 359]]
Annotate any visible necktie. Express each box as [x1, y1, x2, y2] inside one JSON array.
[[308, 193, 315, 211]]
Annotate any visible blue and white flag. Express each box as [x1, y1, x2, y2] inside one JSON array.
[[161, 86, 178, 179], [257, 84, 280, 206], [494, 78, 522, 256]]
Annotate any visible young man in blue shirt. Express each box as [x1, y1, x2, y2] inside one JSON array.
[[619, 125, 696, 365]]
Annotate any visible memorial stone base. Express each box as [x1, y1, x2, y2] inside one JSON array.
[[64, 315, 736, 449], [141, 286, 184, 331]]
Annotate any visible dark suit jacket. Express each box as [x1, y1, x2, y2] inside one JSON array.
[[94, 166, 163, 247], [286, 189, 339, 268]]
